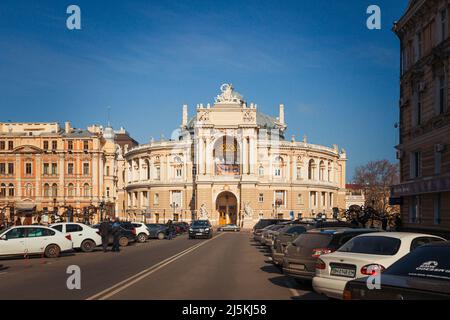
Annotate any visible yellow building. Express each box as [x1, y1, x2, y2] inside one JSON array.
[[0, 121, 136, 224], [125, 84, 347, 227]]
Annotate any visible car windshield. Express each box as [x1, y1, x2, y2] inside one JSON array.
[[338, 236, 401, 255], [385, 245, 450, 281], [192, 221, 210, 227]]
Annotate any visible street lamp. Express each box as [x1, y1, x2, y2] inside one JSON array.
[[170, 202, 179, 221]]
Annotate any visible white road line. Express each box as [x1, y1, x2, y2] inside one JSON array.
[[86, 233, 226, 300]]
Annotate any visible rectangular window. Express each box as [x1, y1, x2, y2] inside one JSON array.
[[410, 196, 421, 223], [8, 163, 14, 175], [321, 192, 326, 207], [434, 194, 441, 225], [274, 168, 281, 177], [68, 140, 73, 150], [8, 141, 13, 150], [275, 190, 285, 206], [43, 141, 49, 150], [156, 167, 161, 180], [52, 141, 57, 150], [439, 76, 446, 114], [171, 190, 182, 208], [0, 141, 5, 150], [154, 193, 159, 205], [258, 193, 264, 203], [26, 163, 32, 175], [410, 151, 421, 179], [68, 163, 74, 175], [43, 163, 49, 175], [106, 187, 110, 198], [441, 9, 447, 42], [310, 191, 317, 207], [51, 163, 57, 175], [435, 150, 442, 175], [106, 166, 110, 176], [176, 168, 182, 178], [329, 192, 333, 207], [416, 31, 422, 60], [83, 141, 89, 150], [0, 163, 5, 175], [417, 92, 422, 125], [296, 167, 301, 180], [192, 165, 197, 176], [83, 163, 90, 175], [258, 166, 264, 177]]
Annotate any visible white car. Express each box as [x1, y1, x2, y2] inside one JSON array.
[[0, 226, 73, 258], [312, 232, 445, 299], [131, 222, 150, 243], [50, 222, 102, 252]]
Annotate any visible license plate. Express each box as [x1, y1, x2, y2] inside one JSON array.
[[291, 264, 306, 270], [196, 233, 203, 236], [330, 267, 356, 278]]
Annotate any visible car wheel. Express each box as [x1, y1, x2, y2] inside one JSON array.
[[81, 239, 95, 252], [44, 244, 61, 258], [119, 237, 129, 247], [137, 233, 147, 243], [157, 232, 165, 240]]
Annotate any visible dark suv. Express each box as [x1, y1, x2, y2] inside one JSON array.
[[92, 221, 137, 246], [146, 223, 169, 239], [189, 220, 213, 239], [282, 228, 379, 282]]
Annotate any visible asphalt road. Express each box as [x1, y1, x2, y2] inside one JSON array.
[[0, 231, 324, 300]]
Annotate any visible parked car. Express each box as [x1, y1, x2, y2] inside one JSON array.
[[218, 224, 240, 232], [50, 222, 102, 252], [343, 241, 450, 300], [92, 222, 137, 247], [261, 224, 292, 246], [174, 222, 189, 234], [271, 224, 311, 266], [282, 228, 379, 281], [130, 222, 150, 243], [252, 219, 289, 239], [0, 226, 73, 258], [189, 220, 213, 239], [146, 223, 169, 240], [312, 232, 446, 299], [254, 224, 283, 243]]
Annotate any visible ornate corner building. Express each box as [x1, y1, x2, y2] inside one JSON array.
[[392, 0, 450, 235], [124, 84, 347, 227]]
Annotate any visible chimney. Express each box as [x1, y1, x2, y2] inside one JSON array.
[[182, 104, 188, 127], [279, 104, 285, 124], [65, 121, 71, 133]]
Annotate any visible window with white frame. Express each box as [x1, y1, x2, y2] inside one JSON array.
[[296, 166, 302, 180], [258, 193, 264, 203], [310, 191, 317, 207], [259, 165, 264, 177], [410, 151, 421, 179], [171, 190, 182, 208], [297, 193, 303, 205], [274, 190, 285, 207], [154, 193, 159, 205], [156, 166, 161, 180]]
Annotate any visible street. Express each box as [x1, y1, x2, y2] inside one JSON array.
[[0, 231, 323, 300]]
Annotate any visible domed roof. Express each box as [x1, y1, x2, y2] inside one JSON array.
[[103, 125, 115, 142]]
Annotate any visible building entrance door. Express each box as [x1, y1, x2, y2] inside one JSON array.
[[216, 192, 238, 226]]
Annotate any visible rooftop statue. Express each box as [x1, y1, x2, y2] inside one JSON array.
[[214, 83, 244, 104]]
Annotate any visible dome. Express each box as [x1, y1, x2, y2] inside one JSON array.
[[103, 125, 115, 142]]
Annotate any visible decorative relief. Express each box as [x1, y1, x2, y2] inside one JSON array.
[[243, 110, 255, 122]]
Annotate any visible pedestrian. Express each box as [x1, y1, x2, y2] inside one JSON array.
[[111, 218, 121, 252], [99, 218, 111, 253], [381, 215, 388, 231], [15, 217, 22, 226], [394, 215, 402, 231], [166, 220, 175, 240]]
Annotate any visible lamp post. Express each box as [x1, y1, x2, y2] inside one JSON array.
[[170, 202, 179, 222]]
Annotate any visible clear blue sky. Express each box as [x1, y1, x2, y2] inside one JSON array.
[[0, 0, 408, 180]]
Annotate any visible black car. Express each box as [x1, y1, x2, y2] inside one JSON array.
[[92, 222, 137, 246], [282, 228, 379, 282], [343, 241, 450, 300], [252, 219, 289, 240], [189, 220, 213, 239], [146, 223, 169, 239]]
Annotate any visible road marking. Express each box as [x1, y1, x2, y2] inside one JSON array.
[[86, 233, 226, 300]]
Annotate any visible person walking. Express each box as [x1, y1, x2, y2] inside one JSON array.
[[15, 217, 22, 226], [166, 220, 175, 240], [381, 215, 388, 231], [111, 218, 121, 252], [99, 218, 111, 253]]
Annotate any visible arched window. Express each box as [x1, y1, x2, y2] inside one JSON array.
[[0, 184, 6, 198], [308, 159, 316, 180], [258, 165, 264, 177], [145, 159, 150, 180], [83, 183, 90, 198], [68, 183, 75, 197], [319, 161, 325, 181], [52, 184, 58, 197], [274, 156, 283, 177], [26, 183, 32, 198], [296, 166, 302, 180], [43, 183, 50, 197], [8, 183, 14, 197], [174, 156, 182, 163]]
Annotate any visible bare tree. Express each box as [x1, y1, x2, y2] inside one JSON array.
[[353, 160, 400, 217]]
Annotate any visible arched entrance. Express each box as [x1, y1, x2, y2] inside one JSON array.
[[216, 191, 238, 226]]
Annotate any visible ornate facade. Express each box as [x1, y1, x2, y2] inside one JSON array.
[[124, 84, 347, 227], [392, 0, 450, 235]]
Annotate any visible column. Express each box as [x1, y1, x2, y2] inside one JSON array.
[[242, 137, 248, 175], [198, 137, 204, 175], [205, 137, 211, 175]]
